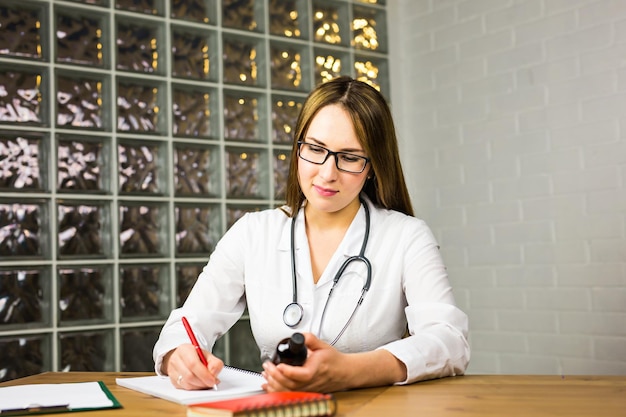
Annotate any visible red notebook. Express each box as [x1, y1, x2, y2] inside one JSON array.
[[186, 391, 337, 417]]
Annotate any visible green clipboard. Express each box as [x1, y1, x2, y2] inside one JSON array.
[[0, 381, 122, 416]]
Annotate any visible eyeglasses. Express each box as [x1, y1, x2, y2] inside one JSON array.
[[297, 141, 370, 173]]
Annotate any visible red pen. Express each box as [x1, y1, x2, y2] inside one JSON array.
[[182, 316, 208, 367]]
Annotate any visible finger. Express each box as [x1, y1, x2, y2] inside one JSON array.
[[173, 369, 209, 390], [172, 346, 222, 389], [187, 352, 223, 388], [268, 354, 312, 383], [262, 361, 301, 391], [173, 365, 219, 390], [302, 332, 328, 350], [262, 366, 291, 392], [207, 354, 224, 382]]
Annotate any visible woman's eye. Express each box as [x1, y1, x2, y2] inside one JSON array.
[[309, 145, 325, 154], [340, 154, 360, 163]]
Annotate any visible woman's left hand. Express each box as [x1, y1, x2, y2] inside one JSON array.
[[261, 332, 351, 393], [262, 332, 408, 393]]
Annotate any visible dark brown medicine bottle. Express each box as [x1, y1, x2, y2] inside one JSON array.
[[271, 332, 307, 366]]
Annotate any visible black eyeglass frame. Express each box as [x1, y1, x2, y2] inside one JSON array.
[[296, 141, 370, 174]]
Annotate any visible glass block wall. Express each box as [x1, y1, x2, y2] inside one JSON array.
[[0, 0, 388, 381]]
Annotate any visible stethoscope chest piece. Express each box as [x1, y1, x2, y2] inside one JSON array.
[[283, 302, 304, 328]]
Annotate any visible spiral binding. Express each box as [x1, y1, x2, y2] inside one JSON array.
[[224, 365, 262, 377], [241, 394, 336, 417]]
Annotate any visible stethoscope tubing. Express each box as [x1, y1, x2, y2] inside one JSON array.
[[283, 198, 372, 345]]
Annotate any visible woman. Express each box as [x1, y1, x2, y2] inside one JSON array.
[[153, 76, 470, 393]]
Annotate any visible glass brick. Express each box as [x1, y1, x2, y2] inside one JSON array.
[[352, 5, 386, 52], [354, 56, 388, 93], [222, 35, 263, 86], [119, 203, 167, 257], [225, 148, 266, 199], [0, 132, 44, 190], [174, 143, 220, 196], [217, 319, 262, 372], [56, 72, 106, 129], [273, 149, 290, 200], [116, 0, 162, 15], [223, 91, 265, 142], [118, 140, 164, 194], [64, 0, 110, 6], [116, 18, 162, 73], [172, 85, 217, 138], [271, 96, 302, 144], [59, 330, 113, 372], [225, 204, 264, 229], [175, 263, 203, 307], [0, 335, 50, 382], [55, 8, 107, 67], [269, 0, 306, 39], [222, 0, 263, 32], [171, 27, 217, 81], [0, 268, 49, 327], [269, 41, 307, 91], [57, 203, 107, 257], [0, 0, 390, 378], [120, 264, 167, 320], [58, 266, 111, 324], [0, 202, 44, 257], [171, 0, 215, 24], [314, 48, 347, 85], [57, 135, 107, 192], [0, 2, 45, 60], [121, 327, 161, 371], [312, 0, 348, 46], [0, 68, 46, 124], [117, 79, 163, 133], [175, 204, 221, 256]]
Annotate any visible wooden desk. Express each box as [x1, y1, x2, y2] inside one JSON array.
[[1, 372, 625, 416]]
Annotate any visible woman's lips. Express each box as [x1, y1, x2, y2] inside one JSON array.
[[313, 185, 338, 197]]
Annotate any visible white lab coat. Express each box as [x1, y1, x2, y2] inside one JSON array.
[[153, 196, 470, 384]]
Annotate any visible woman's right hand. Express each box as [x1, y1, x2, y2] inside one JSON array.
[[163, 344, 224, 390]]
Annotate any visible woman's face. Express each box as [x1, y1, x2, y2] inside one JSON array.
[[297, 104, 370, 216]]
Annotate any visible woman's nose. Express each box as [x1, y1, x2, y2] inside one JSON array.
[[318, 153, 339, 180]]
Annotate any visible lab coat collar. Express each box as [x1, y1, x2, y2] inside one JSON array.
[[276, 205, 306, 252], [276, 196, 373, 258]]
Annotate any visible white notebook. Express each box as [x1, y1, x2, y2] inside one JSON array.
[[116, 366, 265, 405]]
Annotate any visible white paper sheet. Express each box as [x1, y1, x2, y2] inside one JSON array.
[[0, 381, 115, 410]]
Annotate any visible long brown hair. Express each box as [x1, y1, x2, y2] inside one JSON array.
[[285, 76, 414, 217]]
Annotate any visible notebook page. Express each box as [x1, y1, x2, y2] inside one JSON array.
[[116, 366, 265, 405]]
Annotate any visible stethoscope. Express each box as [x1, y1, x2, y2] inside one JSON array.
[[282, 199, 372, 346]]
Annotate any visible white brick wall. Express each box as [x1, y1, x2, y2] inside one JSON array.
[[389, 0, 626, 375]]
